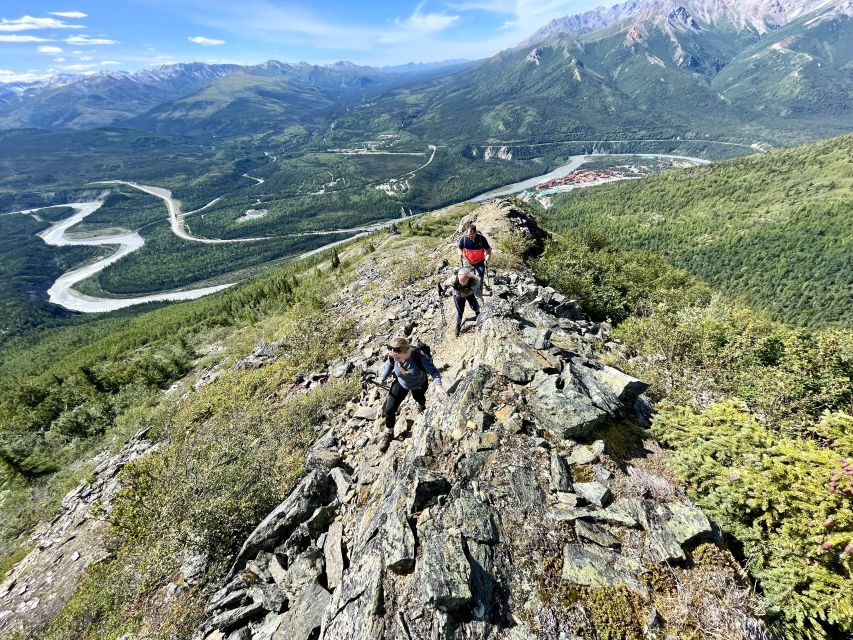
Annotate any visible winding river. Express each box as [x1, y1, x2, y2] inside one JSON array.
[[21, 152, 710, 314], [35, 201, 233, 313]]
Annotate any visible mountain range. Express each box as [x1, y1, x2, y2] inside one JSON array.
[[0, 0, 850, 143]]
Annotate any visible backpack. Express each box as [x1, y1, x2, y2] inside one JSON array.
[[388, 343, 432, 374]]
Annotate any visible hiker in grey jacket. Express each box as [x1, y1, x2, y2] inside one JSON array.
[[377, 337, 448, 452], [443, 268, 480, 338]]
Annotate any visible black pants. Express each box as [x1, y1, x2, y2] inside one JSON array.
[[384, 380, 427, 431], [453, 295, 480, 330]]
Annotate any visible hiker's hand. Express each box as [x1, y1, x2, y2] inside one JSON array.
[[435, 384, 449, 399]]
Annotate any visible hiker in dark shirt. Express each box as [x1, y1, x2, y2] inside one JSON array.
[[457, 223, 491, 297], [442, 268, 480, 338], [377, 337, 447, 452]]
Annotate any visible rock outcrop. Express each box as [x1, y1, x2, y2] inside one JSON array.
[[0, 429, 157, 635], [187, 202, 763, 639]]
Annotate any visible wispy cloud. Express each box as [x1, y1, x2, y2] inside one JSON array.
[[49, 11, 88, 19], [448, 0, 588, 32], [0, 34, 52, 42], [0, 68, 53, 82], [38, 45, 63, 53], [0, 15, 84, 31], [188, 36, 226, 46], [65, 35, 118, 45], [100, 60, 121, 65], [53, 56, 66, 62], [395, 4, 460, 33], [61, 63, 97, 71]]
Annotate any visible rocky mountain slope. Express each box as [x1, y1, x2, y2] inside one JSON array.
[[0, 201, 772, 638]]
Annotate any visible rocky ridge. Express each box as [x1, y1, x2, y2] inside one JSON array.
[[186, 201, 766, 640], [0, 429, 157, 635]]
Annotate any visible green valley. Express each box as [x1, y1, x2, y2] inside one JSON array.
[[535, 133, 853, 327]]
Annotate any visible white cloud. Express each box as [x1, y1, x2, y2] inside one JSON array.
[[188, 36, 226, 46], [0, 15, 84, 31], [79, 54, 93, 61], [49, 11, 88, 19], [53, 56, 66, 62], [61, 63, 97, 71], [0, 69, 52, 82], [65, 35, 118, 45], [0, 34, 52, 42], [100, 60, 120, 65], [395, 4, 460, 33], [38, 45, 63, 53]]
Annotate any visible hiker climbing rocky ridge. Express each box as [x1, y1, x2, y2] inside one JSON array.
[[187, 201, 767, 640]]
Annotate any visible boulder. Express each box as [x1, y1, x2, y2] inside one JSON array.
[[228, 471, 335, 578], [528, 375, 609, 440], [561, 544, 648, 598], [418, 531, 473, 613]]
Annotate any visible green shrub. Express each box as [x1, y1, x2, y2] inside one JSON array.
[[653, 401, 853, 639], [533, 232, 711, 323]]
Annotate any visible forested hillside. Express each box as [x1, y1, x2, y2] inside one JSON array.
[[536, 133, 853, 327]]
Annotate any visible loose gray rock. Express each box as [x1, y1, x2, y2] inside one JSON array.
[[324, 522, 345, 590], [330, 467, 352, 502], [575, 520, 621, 549], [566, 444, 598, 466], [384, 511, 416, 574], [561, 544, 648, 598], [550, 452, 573, 492], [575, 482, 612, 508], [273, 579, 330, 640], [418, 531, 473, 613], [353, 406, 378, 421]]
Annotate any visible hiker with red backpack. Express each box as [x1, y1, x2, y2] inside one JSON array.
[[376, 337, 448, 452], [457, 223, 491, 297]]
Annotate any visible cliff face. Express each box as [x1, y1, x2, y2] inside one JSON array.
[[188, 202, 765, 640]]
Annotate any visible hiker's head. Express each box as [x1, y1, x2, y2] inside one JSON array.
[[465, 223, 477, 240], [387, 337, 412, 362], [457, 268, 473, 285]]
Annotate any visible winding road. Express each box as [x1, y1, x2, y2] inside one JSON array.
[[94, 181, 265, 243]]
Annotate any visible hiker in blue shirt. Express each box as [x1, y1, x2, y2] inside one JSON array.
[[377, 337, 448, 452]]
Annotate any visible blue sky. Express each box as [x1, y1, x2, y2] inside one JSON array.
[[0, 0, 612, 81]]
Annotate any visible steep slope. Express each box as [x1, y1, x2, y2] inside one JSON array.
[[0, 202, 766, 639]]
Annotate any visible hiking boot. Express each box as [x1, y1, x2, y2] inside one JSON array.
[[454, 326, 460, 338], [377, 429, 394, 453], [416, 403, 426, 413]]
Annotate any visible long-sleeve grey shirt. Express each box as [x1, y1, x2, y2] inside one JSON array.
[[443, 274, 480, 298], [379, 349, 442, 389]]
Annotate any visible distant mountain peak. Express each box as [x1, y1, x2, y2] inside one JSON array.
[[668, 6, 701, 29], [521, 0, 845, 46]]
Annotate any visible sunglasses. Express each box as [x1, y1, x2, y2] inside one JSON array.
[[387, 345, 407, 354]]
